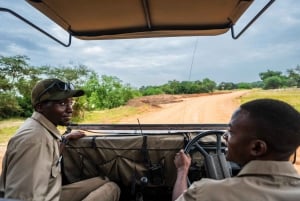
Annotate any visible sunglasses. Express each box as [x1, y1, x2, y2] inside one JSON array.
[[37, 81, 74, 103]]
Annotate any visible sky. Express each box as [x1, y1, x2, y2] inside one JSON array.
[[0, 1, 300, 88]]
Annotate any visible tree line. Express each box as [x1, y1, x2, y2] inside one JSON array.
[[0, 55, 139, 120], [138, 67, 300, 95], [1, 55, 299, 120]]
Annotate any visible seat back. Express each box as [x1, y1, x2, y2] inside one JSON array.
[[63, 134, 186, 187]]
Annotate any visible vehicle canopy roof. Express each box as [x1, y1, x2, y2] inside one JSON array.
[[0, 0, 270, 46]]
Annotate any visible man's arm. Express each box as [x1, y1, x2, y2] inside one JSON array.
[[60, 130, 85, 152], [4, 140, 54, 200], [172, 149, 191, 201], [63, 130, 85, 141]]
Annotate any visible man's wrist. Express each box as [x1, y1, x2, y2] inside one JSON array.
[[176, 168, 189, 178], [61, 135, 69, 145]]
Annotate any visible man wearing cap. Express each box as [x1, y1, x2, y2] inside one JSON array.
[[0, 78, 120, 201]]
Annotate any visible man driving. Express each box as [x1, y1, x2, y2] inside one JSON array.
[[172, 99, 300, 201]]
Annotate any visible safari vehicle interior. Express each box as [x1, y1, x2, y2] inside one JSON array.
[[0, 0, 275, 200]]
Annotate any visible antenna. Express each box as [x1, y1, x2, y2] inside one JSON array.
[[137, 118, 143, 135], [181, 37, 199, 123]]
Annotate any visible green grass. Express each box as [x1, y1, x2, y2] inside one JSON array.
[[240, 88, 300, 112], [0, 118, 24, 144], [0, 126, 19, 144], [0, 105, 152, 144], [81, 105, 150, 123]]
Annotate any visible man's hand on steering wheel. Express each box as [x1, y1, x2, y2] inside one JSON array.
[[174, 149, 191, 175]]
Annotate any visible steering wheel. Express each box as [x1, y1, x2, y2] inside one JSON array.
[[184, 130, 231, 184]]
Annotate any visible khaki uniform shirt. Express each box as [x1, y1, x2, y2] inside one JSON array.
[[176, 160, 300, 201], [0, 112, 62, 201]]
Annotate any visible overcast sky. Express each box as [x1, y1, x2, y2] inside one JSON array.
[[0, 1, 299, 88]]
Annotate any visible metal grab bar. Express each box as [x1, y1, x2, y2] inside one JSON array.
[[231, 0, 276, 39], [0, 7, 72, 47]]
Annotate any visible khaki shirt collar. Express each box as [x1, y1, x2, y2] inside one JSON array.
[[31, 111, 61, 140], [238, 160, 300, 179]]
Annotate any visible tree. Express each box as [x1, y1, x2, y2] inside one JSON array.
[[250, 81, 264, 88], [40, 64, 93, 87], [287, 65, 300, 87], [163, 80, 181, 94], [263, 76, 282, 89], [0, 74, 11, 91], [259, 70, 282, 81], [259, 70, 286, 89], [83, 73, 140, 110], [0, 55, 96, 119], [180, 81, 195, 94], [217, 82, 237, 90], [140, 86, 164, 96], [0, 55, 33, 118], [201, 78, 216, 93], [236, 82, 252, 89], [0, 92, 21, 120]]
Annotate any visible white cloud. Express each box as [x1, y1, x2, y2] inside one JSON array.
[[6, 43, 27, 55], [82, 46, 104, 55], [0, 1, 299, 87]]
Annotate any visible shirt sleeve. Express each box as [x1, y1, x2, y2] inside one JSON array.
[[175, 179, 212, 201], [4, 136, 56, 200], [175, 183, 198, 201]]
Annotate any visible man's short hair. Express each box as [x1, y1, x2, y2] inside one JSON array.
[[241, 98, 300, 154]]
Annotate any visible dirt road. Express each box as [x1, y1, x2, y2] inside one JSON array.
[[120, 90, 249, 124]]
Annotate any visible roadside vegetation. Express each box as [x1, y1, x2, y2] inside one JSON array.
[[1, 55, 300, 121], [240, 88, 300, 111], [1, 54, 300, 143], [81, 105, 152, 123], [2, 88, 300, 144]]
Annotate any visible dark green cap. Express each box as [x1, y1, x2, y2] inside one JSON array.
[[31, 78, 84, 106]]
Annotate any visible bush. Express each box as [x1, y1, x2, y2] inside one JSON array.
[[0, 93, 22, 119]]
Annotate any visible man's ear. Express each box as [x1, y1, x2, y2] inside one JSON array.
[[250, 139, 267, 157], [35, 103, 43, 112]]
